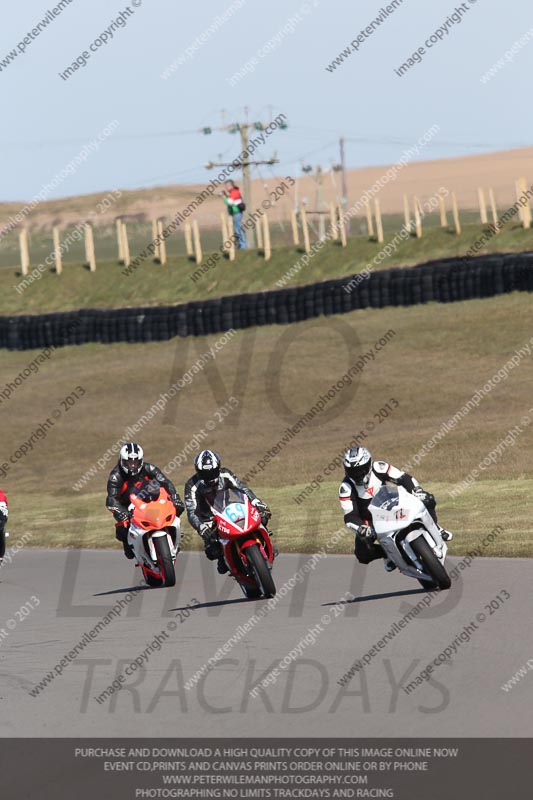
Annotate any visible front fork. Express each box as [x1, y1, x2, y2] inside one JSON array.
[[130, 520, 181, 566]]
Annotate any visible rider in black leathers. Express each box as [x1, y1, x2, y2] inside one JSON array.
[[106, 442, 184, 559], [184, 449, 270, 574]]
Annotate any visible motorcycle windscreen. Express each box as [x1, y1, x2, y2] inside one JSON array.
[[370, 485, 400, 510], [212, 487, 246, 514], [369, 485, 405, 532], [371, 485, 423, 535]]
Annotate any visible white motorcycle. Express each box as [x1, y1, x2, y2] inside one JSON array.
[[368, 485, 451, 590]]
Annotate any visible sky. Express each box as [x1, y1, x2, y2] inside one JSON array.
[[0, 0, 530, 201]]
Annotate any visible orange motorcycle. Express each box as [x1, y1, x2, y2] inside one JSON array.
[[128, 485, 181, 587]]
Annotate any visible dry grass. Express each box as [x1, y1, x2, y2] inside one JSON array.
[[0, 293, 531, 558]]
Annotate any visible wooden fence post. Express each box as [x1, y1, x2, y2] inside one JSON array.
[[151, 219, 161, 262], [262, 213, 271, 261], [413, 195, 422, 238], [157, 219, 167, 264], [337, 204, 347, 247], [221, 212, 229, 252], [403, 194, 411, 233], [488, 188, 498, 233], [256, 216, 263, 250], [192, 220, 202, 264], [116, 219, 124, 263], [329, 203, 338, 241], [364, 198, 374, 238], [84, 223, 96, 272], [439, 193, 448, 228], [515, 180, 525, 226], [374, 199, 384, 243], [227, 216, 235, 262], [184, 220, 194, 258], [478, 188, 488, 224], [19, 229, 30, 276], [121, 222, 131, 267], [451, 192, 461, 235], [53, 226, 62, 275], [290, 209, 300, 246], [300, 207, 310, 253], [519, 177, 531, 229]]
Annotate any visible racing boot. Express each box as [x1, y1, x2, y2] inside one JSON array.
[[123, 540, 135, 560], [217, 555, 229, 575]]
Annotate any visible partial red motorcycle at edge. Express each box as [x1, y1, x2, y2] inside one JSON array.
[[210, 488, 276, 599]]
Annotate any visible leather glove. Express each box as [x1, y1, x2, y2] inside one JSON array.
[[252, 498, 271, 521], [412, 487, 435, 508], [357, 524, 376, 542], [171, 494, 185, 516], [115, 510, 131, 524], [199, 521, 215, 543]]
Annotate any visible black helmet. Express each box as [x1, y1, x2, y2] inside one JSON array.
[[119, 442, 144, 476], [194, 449, 221, 486], [343, 446, 372, 486]]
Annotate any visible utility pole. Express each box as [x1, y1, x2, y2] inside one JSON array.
[[302, 163, 327, 240], [202, 109, 287, 247], [240, 124, 253, 238], [333, 136, 348, 233], [316, 166, 325, 240]]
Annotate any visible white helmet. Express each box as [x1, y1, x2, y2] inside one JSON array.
[[343, 446, 372, 486], [119, 442, 144, 476]]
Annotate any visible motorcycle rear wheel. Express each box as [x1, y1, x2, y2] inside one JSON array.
[[246, 544, 276, 598], [411, 537, 451, 590]]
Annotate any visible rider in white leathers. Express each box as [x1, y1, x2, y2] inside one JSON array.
[[339, 446, 452, 571]]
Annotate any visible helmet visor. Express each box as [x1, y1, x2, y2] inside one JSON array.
[[346, 463, 371, 484], [201, 466, 220, 484], [122, 457, 142, 474]]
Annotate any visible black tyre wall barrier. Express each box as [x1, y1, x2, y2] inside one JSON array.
[[1, 252, 532, 351]]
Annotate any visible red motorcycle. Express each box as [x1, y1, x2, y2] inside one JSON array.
[[210, 488, 276, 599]]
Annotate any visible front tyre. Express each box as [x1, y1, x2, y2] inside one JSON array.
[[154, 535, 176, 587], [0, 528, 5, 561], [143, 568, 163, 588], [246, 544, 276, 598], [411, 537, 451, 591]]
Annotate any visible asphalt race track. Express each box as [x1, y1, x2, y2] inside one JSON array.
[[0, 549, 530, 737]]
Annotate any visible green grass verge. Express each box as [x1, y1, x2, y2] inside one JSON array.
[[2, 222, 533, 315], [18, 478, 530, 559]]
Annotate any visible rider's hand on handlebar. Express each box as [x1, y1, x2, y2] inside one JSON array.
[[199, 521, 215, 542], [412, 487, 435, 508], [253, 498, 271, 518], [171, 494, 185, 516], [357, 524, 376, 542]]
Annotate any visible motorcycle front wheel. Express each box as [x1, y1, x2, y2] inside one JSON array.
[[411, 537, 451, 590], [154, 536, 176, 587], [246, 544, 276, 598]]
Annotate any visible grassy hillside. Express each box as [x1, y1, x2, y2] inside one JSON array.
[[1, 222, 532, 315], [0, 293, 530, 558]]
